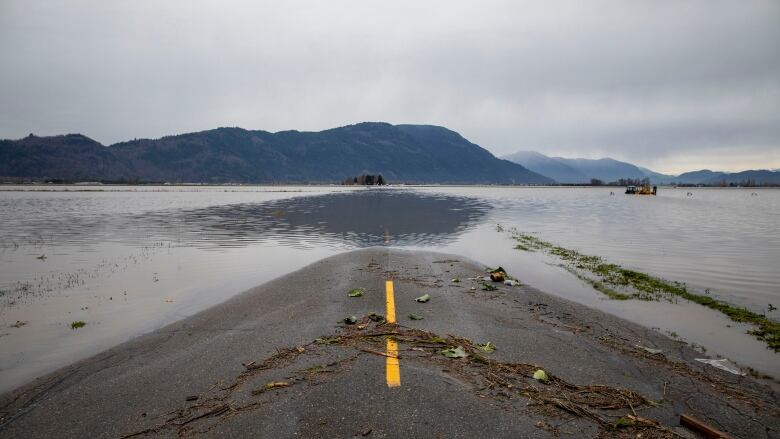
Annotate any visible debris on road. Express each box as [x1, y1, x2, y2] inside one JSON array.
[[481, 283, 498, 291], [408, 313, 424, 320], [451, 278, 461, 283], [636, 345, 663, 355], [614, 415, 660, 430], [694, 358, 745, 376], [123, 315, 744, 439], [348, 288, 364, 297], [503, 279, 520, 286], [368, 313, 384, 322], [440, 346, 468, 358], [343, 316, 358, 325], [680, 414, 734, 439], [488, 266, 507, 282], [360, 348, 400, 359], [415, 294, 431, 303], [477, 342, 495, 353], [70, 321, 86, 330], [532, 369, 549, 382], [252, 381, 291, 395]]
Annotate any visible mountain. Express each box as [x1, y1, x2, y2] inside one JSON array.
[[502, 151, 589, 183], [502, 150, 779, 185], [703, 170, 780, 185], [674, 170, 727, 185], [552, 157, 648, 183], [0, 123, 553, 184], [637, 167, 676, 184], [502, 151, 669, 184], [0, 133, 136, 182]]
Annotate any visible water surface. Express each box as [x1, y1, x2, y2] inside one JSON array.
[[0, 185, 777, 391]]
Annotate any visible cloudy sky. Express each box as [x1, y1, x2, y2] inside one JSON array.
[[1, 1, 778, 174]]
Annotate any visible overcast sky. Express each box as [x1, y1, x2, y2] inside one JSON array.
[[1, 1, 778, 174]]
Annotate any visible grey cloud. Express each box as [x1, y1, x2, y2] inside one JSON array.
[[1, 0, 778, 173]]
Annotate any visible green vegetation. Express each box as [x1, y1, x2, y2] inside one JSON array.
[[511, 230, 780, 352], [415, 294, 431, 303], [347, 288, 364, 297], [481, 283, 498, 291], [70, 320, 86, 329], [476, 342, 496, 353]]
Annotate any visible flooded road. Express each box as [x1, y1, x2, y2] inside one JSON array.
[[1, 185, 778, 391]]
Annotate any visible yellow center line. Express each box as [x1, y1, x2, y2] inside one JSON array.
[[385, 280, 401, 388], [385, 280, 396, 324]]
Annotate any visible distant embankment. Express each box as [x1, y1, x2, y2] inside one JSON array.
[[0, 123, 553, 185]]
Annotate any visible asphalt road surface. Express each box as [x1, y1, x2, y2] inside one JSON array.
[[1, 248, 777, 438]]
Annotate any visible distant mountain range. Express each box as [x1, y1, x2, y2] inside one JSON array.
[[3, 124, 777, 185], [0, 123, 552, 184], [503, 151, 780, 185]]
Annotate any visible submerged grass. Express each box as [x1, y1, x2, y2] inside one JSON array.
[[511, 230, 780, 352]]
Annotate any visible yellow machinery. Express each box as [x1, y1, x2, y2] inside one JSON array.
[[625, 184, 657, 195]]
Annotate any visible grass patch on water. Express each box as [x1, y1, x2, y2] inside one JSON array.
[[511, 230, 779, 352]]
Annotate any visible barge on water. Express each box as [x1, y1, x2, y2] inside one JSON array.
[[625, 184, 657, 195]]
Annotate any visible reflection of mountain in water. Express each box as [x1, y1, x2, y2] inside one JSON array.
[[163, 190, 491, 249]]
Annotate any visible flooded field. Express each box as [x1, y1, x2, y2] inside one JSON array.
[[0, 185, 778, 391]]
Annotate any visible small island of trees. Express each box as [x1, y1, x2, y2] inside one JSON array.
[[342, 174, 386, 185]]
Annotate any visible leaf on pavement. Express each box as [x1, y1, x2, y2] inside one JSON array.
[[415, 294, 431, 303]]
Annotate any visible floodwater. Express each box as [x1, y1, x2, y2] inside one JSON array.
[[0, 185, 778, 392]]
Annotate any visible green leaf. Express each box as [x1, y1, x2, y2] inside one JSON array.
[[477, 342, 495, 353], [347, 288, 364, 297], [343, 316, 357, 324], [415, 294, 430, 303], [408, 313, 424, 320], [70, 321, 86, 330], [440, 346, 468, 358], [532, 369, 549, 382], [430, 337, 447, 344]]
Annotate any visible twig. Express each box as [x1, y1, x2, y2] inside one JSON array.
[[359, 348, 400, 359]]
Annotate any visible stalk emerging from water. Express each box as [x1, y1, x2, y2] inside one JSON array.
[[510, 229, 779, 352]]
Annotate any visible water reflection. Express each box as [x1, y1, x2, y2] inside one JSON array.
[[139, 189, 492, 249], [1, 186, 778, 392]]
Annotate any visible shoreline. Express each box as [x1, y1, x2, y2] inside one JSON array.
[[2, 183, 780, 190], [1, 248, 776, 438]]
